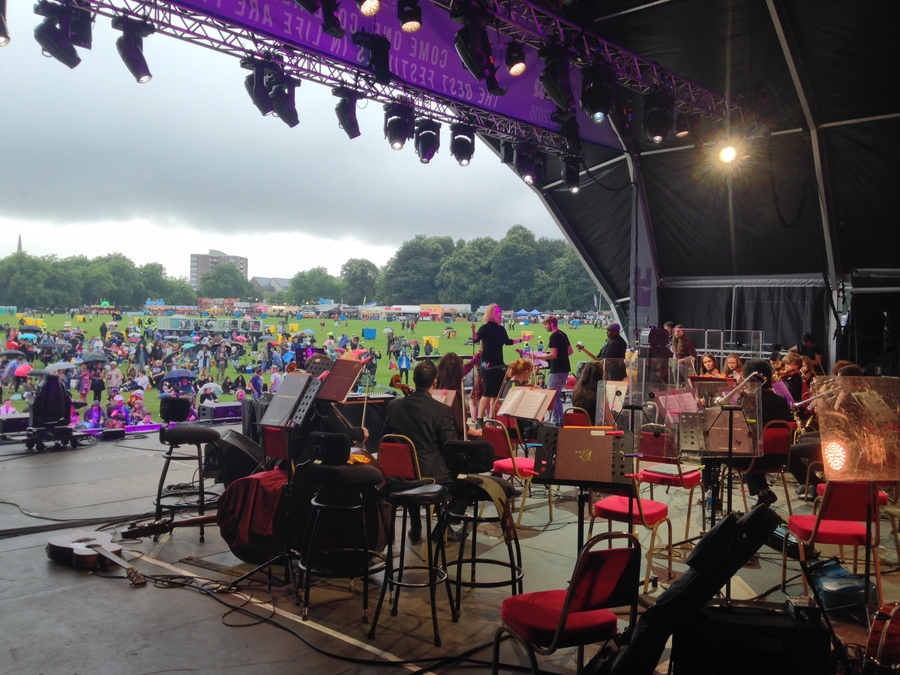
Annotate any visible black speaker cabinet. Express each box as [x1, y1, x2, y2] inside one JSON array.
[[198, 402, 243, 421], [672, 602, 830, 674], [0, 414, 29, 433], [100, 428, 126, 441]]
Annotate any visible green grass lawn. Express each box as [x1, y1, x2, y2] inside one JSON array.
[[4, 313, 610, 422]]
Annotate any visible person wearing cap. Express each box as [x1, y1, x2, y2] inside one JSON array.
[[593, 322, 628, 381], [106, 394, 130, 429]]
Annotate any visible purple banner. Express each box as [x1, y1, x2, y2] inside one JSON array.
[[173, 0, 616, 146]]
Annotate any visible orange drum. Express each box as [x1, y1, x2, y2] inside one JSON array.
[[866, 603, 900, 672]]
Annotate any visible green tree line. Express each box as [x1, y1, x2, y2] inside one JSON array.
[[0, 226, 600, 311]]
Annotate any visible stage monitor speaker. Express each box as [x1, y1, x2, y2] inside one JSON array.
[[0, 414, 30, 433], [671, 602, 830, 674], [210, 429, 266, 487], [198, 402, 243, 421], [160, 396, 191, 423], [100, 428, 126, 441]]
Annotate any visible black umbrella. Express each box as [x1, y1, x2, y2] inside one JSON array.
[[47, 361, 77, 373], [1, 349, 25, 359], [81, 353, 108, 364], [162, 368, 196, 384]]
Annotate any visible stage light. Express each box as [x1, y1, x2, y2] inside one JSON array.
[[580, 64, 614, 123], [539, 46, 575, 118], [414, 118, 441, 164], [293, 0, 344, 37], [674, 113, 692, 138], [449, 123, 475, 166], [453, 9, 505, 96], [294, 0, 319, 12], [505, 41, 525, 76], [353, 29, 391, 85], [718, 145, 737, 163], [267, 71, 300, 128], [0, 0, 9, 47], [563, 157, 581, 193], [112, 16, 154, 83], [333, 88, 361, 139], [398, 0, 421, 33], [513, 144, 536, 185], [33, 0, 88, 69], [643, 91, 675, 144], [384, 101, 414, 150], [356, 0, 380, 17], [823, 441, 847, 472], [243, 60, 274, 116]]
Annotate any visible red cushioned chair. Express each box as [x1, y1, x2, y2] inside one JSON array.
[[589, 478, 673, 594], [738, 420, 795, 515], [484, 419, 552, 526], [634, 423, 705, 541], [781, 481, 884, 606], [491, 532, 640, 674], [563, 406, 592, 427], [377, 434, 425, 482]]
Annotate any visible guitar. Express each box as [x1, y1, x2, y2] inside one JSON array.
[[120, 515, 217, 540], [46, 532, 146, 587]]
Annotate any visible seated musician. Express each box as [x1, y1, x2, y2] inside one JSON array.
[[383, 360, 510, 543]]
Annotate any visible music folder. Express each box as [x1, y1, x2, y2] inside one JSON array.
[[315, 359, 365, 402], [553, 427, 621, 483]]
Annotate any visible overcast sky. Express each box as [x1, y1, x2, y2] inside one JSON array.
[[0, 2, 564, 282]]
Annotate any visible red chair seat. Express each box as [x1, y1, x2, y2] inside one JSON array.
[[500, 590, 619, 649], [593, 495, 668, 526], [814, 483, 889, 505], [788, 515, 871, 546], [638, 466, 703, 489], [493, 457, 537, 477]]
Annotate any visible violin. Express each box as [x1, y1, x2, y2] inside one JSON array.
[[389, 373, 412, 396]]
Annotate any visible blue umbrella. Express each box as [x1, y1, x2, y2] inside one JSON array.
[[17, 333, 37, 340], [272, 353, 283, 368], [162, 368, 196, 384], [303, 328, 315, 334], [282, 352, 295, 363]]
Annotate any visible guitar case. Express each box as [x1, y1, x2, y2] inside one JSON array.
[[585, 504, 781, 675]]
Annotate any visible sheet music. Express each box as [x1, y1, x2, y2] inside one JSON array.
[[432, 389, 456, 406]]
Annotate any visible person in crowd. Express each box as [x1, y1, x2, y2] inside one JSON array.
[[106, 394, 130, 429], [196, 344, 212, 379], [249, 367, 263, 399], [769, 351, 784, 379], [543, 315, 572, 427], [570, 360, 605, 424], [780, 353, 804, 403], [89, 363, 106, 403], [215, 344, 229, 383], [789, 332, 824, 372], [471, 304, 523, 428], [397, 348, 411, 385], [106, 361, 124, 396], [699, 354, 722, 376], [234, 373, 248, 396], [77, 362, 91, 403], [722, 353, 744, 384], [222, 376, 234, 395], [269, 365, 282, 394], [0, 399, 16, 415], [199, 386, 219, 405], [82, 400, 106, 429], [671, 324, 697, 367]]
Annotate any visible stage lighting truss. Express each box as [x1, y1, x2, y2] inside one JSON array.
[[397, 0, 421, 33], [33, 0, 93, 69], [333, 87, 361, 139], [538, 46, 575, 120], [384, 101, 414, 150], [505, 41, 525, 77], [580, 64, 615, 124], [294, 0, 343, 39], [643, 90, 675, 144], [449, 123, 475, 166], [1, 0, 10, 47], [352, 29, 391, 86], [452, 5, 505, 96], [414, 118, 440, 163], [112, 14, 154, 83]]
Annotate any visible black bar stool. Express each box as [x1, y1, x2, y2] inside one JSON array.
[[155, 397, 221, 542], [299, 432, 386, 622], [368, 484, 458, 646]]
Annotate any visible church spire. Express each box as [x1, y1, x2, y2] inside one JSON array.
[[17, 234, 22, 254]]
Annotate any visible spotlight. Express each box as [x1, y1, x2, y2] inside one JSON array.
[[580, 64, 614, 123], [560, 117, 582, 157], [353, 29, 391, 85], [333, 88, 361, 139], [294, 0, 343, 37], [356, 0, 380, 17], [449, 123, 475, 166], [266, 71, 300, 128], [243, 60, 274, 116], [823, 441, 846, 472], [643, 91, 675, 144], [513, 144, 536, 185], [538, 46, 575, 118], [33, 16, 79, 68], [505, 41, 525, 76], [112, 16, 154, 83], [613, 90, 637, 139], [397, 0, 421, 33], [0, 0, 9, 47], [33, 0, 90, 69], [562, 157, 581, 193], [718, 145, 737, 163], [414, 119, 441, 164], [453, 9, 505, 96], [674, 113, 691, 138], [384, 101, 414, 150]]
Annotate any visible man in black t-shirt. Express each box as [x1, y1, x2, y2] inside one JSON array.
[[543, 315, 572, 426], [790, 332, 824, 372]]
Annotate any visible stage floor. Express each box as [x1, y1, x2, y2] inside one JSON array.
[[0, 426, 893, 674]]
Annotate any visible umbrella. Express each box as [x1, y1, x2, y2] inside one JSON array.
[[81, 353, 108, 364], [282, 352, 295, 363], [272, 353, 283, 368], [408, 339, 420, 345], [179, 335, 194, 342], [14, 363, 33, 377], [47, 361, 77, 373], [27, 369, 50, 377], [333, 347, 346, 354], [382, 328, 393, 334], [17, 333, 37, 340], [197, 382, 223, 395], [349, 349, 368, 359], [107, 321, 119, 327], [303, 328, 315, 335], [129, 336, 139, 343], [324, 339, 335, 346], [162, 368, 196, 384], [234, 335, 248, 342], [1, 349, 25, 359]]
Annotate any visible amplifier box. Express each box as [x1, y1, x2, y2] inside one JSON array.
[[100, 428, 126, 441], [0, 414, 29, 433], [199, 402, 243, 421], [672, 602, 830, 674]]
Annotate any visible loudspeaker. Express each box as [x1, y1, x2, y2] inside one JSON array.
[[0, 413, 30, 433], [672, 603, 830, 674], [100, 428, 126, 441], [210, 430, 266, 487], [198, 402, 243, 421], [160, 396, 191, 423]]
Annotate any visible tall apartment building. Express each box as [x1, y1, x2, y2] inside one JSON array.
[[190, 250, 249, 290]]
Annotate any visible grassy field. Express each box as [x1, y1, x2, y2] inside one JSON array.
[[4, 313, 610, 421]]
